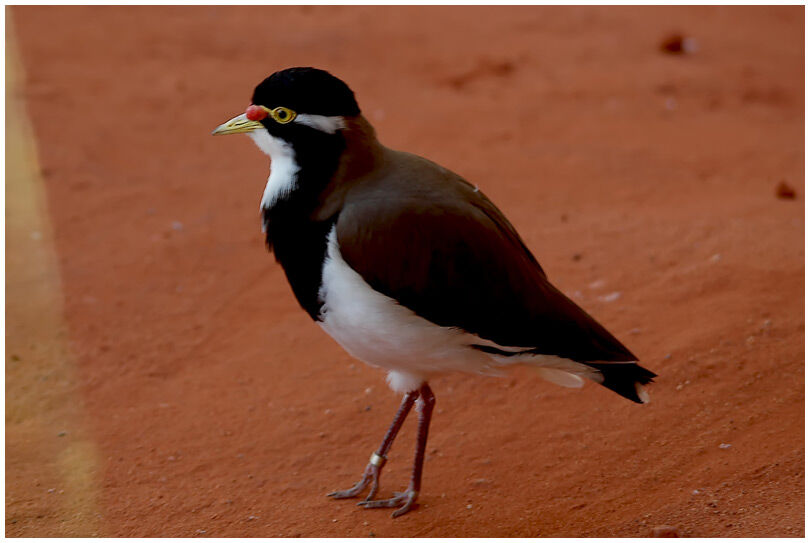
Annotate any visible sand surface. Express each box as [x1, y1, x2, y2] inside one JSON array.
[[8, 6, 804, 537]]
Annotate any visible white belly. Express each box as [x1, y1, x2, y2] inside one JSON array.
[[316, 228, 598, 393], [317, 229, 498, 392]]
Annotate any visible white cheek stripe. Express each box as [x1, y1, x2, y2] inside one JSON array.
[[294, 114, 346, 134], [248, 130, 301, 211]]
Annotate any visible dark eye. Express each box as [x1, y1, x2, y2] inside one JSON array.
[[271, 107, 296, 124]]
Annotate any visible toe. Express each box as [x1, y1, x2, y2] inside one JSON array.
[[358, 489, 418, 515]]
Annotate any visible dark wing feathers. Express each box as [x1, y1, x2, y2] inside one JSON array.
[[335, 155, 639, 364]]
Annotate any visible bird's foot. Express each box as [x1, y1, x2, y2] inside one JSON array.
[[327, 461, 382, 501], [358, 488, 418, 518]]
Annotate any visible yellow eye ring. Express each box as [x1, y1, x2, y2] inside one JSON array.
[[269, 106, 297, 124]]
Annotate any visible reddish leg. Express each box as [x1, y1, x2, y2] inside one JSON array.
[[359, 383, 436, 517], [328, 389, 419, 502]]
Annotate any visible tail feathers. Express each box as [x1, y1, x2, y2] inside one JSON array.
[[475, 343, 656, 404], [533, 367, 585, 388], [586, 362, 656, 404]]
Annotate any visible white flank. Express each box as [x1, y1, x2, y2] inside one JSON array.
[[317, 228, 607, 393], [294, 114, 346, 134], [248, 130, 300, 210]]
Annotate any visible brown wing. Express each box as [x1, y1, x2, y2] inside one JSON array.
[[335, 154, 637, 363]]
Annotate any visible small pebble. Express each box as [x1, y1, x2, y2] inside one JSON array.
[[57, 431, 67, 437], [588, 279, 606, 290], [776, 181, 796, 200], [466, 504, 473, 510], [709, 253, 721, 263], [651, 525, 680, 537], [597, 291, 621, 303], [719, 443, 732, 449], [660, 33, 698, 54], [171, 221, 184, 231], [691, 489, 700, 495]]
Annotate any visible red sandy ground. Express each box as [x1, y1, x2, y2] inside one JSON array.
[[9, 5, 804, 537]]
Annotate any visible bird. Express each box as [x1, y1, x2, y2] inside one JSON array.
[[213, 67, 656, 518]]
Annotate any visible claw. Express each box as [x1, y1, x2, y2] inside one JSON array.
[[359, 489, 418, 517], [328, 463, 380, 500], [327, 485, 364, 499]]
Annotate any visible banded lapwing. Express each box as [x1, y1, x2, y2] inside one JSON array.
[[213, 67, 656, 517]]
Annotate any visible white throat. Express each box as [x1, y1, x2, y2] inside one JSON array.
[[249, 130, 301, 210]]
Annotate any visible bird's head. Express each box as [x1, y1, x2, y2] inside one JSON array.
[[212, 67, 360, 156]]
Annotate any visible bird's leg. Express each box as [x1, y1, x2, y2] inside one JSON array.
[[360, 383, 435, 518], [328, 389, 419, 501]]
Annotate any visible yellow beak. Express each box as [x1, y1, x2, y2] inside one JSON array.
[[211, 113, 265, 135]]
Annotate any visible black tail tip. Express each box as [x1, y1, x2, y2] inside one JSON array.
[[588, 363, 657, 404]]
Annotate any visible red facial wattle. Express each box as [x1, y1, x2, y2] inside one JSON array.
[[245, 105, 268, 121]]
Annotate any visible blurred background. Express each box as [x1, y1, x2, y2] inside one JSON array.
[[6, 6, 803, 537]]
